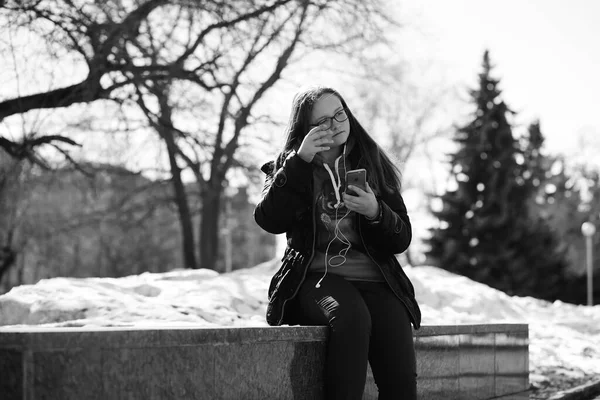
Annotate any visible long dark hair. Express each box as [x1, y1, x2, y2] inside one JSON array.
[[278, 86, 402, 194]]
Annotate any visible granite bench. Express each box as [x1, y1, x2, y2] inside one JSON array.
[[0, 324, 528, 399]]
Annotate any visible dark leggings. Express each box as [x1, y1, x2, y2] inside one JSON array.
[[287, 272, 417, 400]]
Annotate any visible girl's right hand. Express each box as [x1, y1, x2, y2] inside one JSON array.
[[297, 125, 334, 163]]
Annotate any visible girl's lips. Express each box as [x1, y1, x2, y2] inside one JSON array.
[[332, 131, 344, 137]]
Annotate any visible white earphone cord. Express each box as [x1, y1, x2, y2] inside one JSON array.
[[315, 144, 350, 289]]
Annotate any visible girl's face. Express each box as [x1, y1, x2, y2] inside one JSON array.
[[309, 93, 350, 150]]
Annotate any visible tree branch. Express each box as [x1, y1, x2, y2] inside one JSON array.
[[0, 134, 80, 161], [222, 2, 308, 172], [176, 0, 292, 64], [0, 0, 169, 122]]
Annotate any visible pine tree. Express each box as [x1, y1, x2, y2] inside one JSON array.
[[521, 122, 600, 303], [521, 122, 575, 244], [426, 51, 569, 300]]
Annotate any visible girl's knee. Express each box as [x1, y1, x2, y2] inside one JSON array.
[[328, 300, 371, 336]]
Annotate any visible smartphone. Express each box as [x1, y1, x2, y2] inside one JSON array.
[[345, 169, 367, 195]]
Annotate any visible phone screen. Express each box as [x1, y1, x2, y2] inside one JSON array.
[[345, 169, 367, 194]]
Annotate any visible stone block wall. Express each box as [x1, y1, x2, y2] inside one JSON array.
[[0, 324, 528, 399]]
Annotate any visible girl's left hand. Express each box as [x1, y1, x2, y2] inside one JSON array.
[[343, 182, 379, 219]]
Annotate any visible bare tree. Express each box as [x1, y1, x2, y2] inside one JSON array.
[[1, 0, 396, 271], [353, 53, 457, 190], [130, 0, 394, 270]]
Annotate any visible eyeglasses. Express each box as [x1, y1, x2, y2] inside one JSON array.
[[310, 109, 348, 130]]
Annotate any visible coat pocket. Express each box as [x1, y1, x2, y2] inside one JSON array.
[[268, 248, 306, 302]]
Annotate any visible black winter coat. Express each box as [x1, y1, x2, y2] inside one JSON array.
[[254, 149, 422, 329]]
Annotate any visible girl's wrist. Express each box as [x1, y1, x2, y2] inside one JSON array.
[[365, 202, 381, 222], [297, 150, 313, 163]]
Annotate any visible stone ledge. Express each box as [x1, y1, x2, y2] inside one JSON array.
[[0, 323, 527, 349], [0, 324, 529, 400]]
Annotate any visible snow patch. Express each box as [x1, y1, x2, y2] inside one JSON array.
[[1, 258, 599, 380]]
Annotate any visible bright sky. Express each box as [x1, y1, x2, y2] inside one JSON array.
[[397, 0, 600, 156]]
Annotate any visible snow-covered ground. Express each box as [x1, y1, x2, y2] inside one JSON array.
[[1, 258, 599, 389]]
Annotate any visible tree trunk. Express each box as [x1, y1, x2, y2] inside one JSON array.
[[155, 95, 198, 270], [199, 186, 223, 271], [0, 246, 16, 286], [163, 135, 197, 269], [138, 82, 198, 270]]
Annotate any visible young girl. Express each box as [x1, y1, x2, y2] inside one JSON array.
[[254, 86, 421, 399]]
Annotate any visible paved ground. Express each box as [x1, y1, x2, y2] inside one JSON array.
[[542, 379, 600, 400], [531, 373, 600, 400]]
